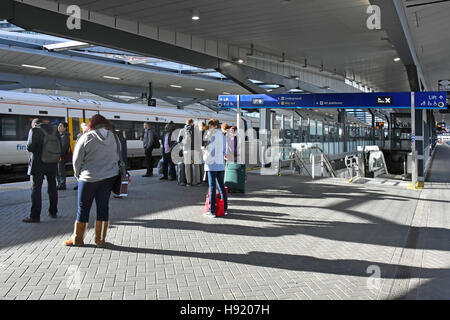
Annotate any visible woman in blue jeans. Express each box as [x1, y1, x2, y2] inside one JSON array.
[[63, 115, 119, 247], [203, 119, 228, 217]]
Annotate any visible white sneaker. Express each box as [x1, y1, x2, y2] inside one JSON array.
[[203, 212, 215, 218]]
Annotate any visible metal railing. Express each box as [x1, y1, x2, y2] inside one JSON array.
[[277, 146, 336, 178]]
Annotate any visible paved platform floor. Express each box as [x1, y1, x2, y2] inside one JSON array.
[[0, 145, 449, 300]]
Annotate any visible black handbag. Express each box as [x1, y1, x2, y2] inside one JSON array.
[[113, 134, 129, 196]]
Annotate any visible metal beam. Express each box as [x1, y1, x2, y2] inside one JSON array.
[[217, 60, 326, 94], [368, 109, 376, 145], [2, 0, 219, 69], [217, 60, 266, 94]]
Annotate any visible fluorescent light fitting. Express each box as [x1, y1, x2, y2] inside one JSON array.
[[103, 75, 121, 80], [393, 57, 401, 62], [43, 41, 90, 51], [21, 64, 46, 70], [170, 84, 182, 88], [233, 58, 244, 64], [192, 9, 200, 20], [223, 92, 231, 95], [195, 88, 205, 91]]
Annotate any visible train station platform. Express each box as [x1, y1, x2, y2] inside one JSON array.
[[0, 145, 449, 300]]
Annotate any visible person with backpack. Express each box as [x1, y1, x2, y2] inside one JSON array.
[[23, 118, 62, 223], [57, 121, 71, 190], [141, 122, 158, 177], [63, 114, 119, 248]]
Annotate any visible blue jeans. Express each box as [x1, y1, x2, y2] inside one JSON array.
[[30, 170, 58, 218], [207, 171, 228, 214], [76, 176, 116, 223], [162, 152, 176, 178]]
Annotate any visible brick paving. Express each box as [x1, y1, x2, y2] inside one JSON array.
[[0, 145, 449, 300]]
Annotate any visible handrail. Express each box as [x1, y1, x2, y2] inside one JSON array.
[[292, 150, 312, 177], [307, 146, 337, 178]]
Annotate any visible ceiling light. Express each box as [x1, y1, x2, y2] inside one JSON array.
[[195, 88, 205, 91], [170, 84, 182, 88], [393, 57, 401, 62], [103, 75, 121, 80], [266, 89, 273, 92], [21, 64, 46, 70], [233, 58, 244, 64], [43, 41, 90, 51], [223, 92, 231, 95], [192, 9, 200, 20]]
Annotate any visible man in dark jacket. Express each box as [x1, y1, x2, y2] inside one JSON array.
[[57, 121, 71, 190], [141, 122, 155, 177], [23, 118, 62, 223], [161, 122, 177, 180]]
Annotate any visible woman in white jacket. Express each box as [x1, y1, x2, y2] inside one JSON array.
[[63, 114, 119, 248], [203, 119, 228, 217]]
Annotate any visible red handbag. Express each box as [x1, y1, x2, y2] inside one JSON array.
[[204, 187, 228, 215]]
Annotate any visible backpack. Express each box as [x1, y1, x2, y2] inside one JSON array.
[[39, 126, 62, 163], [152, 132, 161, 149]]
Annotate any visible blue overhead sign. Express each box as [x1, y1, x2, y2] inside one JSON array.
[[415, 91, 447, 109], [218, 91, 447, 110]]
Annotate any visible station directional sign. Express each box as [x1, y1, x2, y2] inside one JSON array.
[[218, 91, 447, 110], [415, 91, 447, 109]]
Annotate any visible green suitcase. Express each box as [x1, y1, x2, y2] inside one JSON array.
[[224, 163, 246, 193]]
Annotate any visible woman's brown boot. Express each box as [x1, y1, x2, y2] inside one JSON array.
[[63, 221, 87, 246], [95, 221, 109, 248]]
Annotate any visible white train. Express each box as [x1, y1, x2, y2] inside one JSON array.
[[0, 90, 258, 168]]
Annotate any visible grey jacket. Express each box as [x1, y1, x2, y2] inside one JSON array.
[[142, 129, 154, 150], [73, 128, 119, 182]]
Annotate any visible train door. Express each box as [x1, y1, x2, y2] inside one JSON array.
[[67, 108, 84, 152]]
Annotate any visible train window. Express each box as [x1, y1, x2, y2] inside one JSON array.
[[0, 114, 63, 141], [1, 118, 16, 137], [110, 120, 135, 140], [72, 118, 80, 139]]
